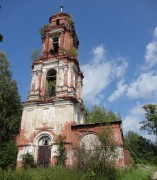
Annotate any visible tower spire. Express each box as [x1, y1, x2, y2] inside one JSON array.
[[60, 5, 63, 12]]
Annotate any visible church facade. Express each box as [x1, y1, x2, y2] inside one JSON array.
[[17, 9, 130, 167]]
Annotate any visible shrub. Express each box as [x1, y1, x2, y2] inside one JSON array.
[[67, 47, 78, 57], [74, 126, 120, 179], [56, 135, 67, 166], [31, 49, 41, 62], [61, 47, 78, 57], [21, 152, 36, 169], [39, 24, 49, 38]]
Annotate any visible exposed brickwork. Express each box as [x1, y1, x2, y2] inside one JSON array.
[[17, 117, 127, 167], [17, 10, 130, 168], [124, 149, 132, 166]]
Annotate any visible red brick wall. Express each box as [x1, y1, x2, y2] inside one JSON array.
[[124, 149, 131, 166]]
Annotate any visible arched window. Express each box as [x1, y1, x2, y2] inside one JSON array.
[[80, 133, 100, 151], [46, 69, 56, 97], [53, 37, 59, 54]]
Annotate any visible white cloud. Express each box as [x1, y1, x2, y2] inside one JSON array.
[[112, 58, 128, 78], [143, 134, 155, 142], [123, 115, 141, 134], [81, 45, 128, 105], [109, 71, 157, 102], [153, 27, 157, 38], [143, 27, 157, 69], [92, 44, 106, 64], [109, 27, 157, 103], [108, 81, 128, 102], [126, 72, 157, 100], [122, 104, 156, 142], [129, 104, 145, 116], [123, 104, 144, 133]]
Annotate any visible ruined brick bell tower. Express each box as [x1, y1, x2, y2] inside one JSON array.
[[17, 6, 86, 167]]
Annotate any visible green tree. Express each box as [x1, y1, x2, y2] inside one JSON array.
[[0, 51, 22, 169], [85, 105, 121, 123], [124, 131, 157, 164], [140, 104, 157, 145], [0, 141, 17, 169]]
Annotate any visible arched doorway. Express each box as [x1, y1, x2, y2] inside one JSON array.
[[37, 136, 52, 166]]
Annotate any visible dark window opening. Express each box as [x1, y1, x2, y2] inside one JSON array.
[[39, 136, 51, 146], [53, 37, 59, 54], [56, 19, 60, 26], [46, 69, 56, 97], [44, 140, 48, 145]]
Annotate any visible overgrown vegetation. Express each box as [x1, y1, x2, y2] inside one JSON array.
[[124, 131, 157, 165], [48, 80, 56, 91], [119, 165, 156, 180], [61, 47, 78, 57], [47, 80, 56, 96], [0, 51, 22, 170], [39, 24, 49, 38], [31, 49, 41, 62], [85, 105, 122, 123], [21, 152, 37, 169], [67, 15, 74, 28], [75, 127, 119, 179], [56, 135, 67, 166], [0, 166, 105, 180], [0, 165, 156, 180]]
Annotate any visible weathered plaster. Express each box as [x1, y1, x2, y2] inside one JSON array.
[[17, 11, 129, 168]]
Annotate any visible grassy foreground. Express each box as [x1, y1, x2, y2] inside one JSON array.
[[120, 165, 157, 180], [0, 167, 104, 180], [0, 165, 156, 180]]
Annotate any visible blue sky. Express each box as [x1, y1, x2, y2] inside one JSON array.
[[1, 0, 157, 142]]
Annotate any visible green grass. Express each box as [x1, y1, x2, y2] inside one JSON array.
[[0, 166, 104, 180], [119, 165, 157, 180], [0, 165, 156, 180]]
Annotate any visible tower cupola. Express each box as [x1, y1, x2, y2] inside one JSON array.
[[39, 9, 79, 60]]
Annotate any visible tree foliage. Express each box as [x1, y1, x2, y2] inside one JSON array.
[[124, 131, 157, 164], [0, 141, 17, 169], [85, 105, 121, 123], [0, 51, 22, 169], [140, 104, 157, 145]]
